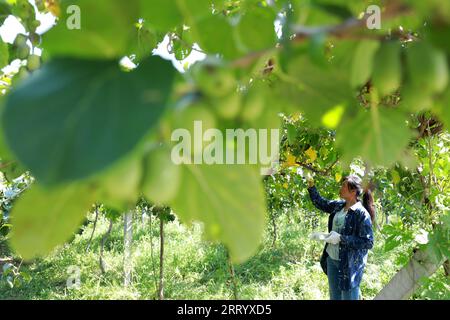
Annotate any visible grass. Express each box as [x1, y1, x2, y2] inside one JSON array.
[[0, 210, 448, 300]]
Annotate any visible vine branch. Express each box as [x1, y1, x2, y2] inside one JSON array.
[[230, 1, 413, 68], [295, 158, 339, 176]]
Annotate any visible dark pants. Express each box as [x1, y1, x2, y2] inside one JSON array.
[[327, 256, 360, 300]]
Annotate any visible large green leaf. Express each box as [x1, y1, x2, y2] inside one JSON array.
[[0, 127, 26, 180], [140, 0, 240, 58], [43, 0, 139, 58], [9, 183, 95, 260], [93, 148, 143, 212], [128, 25, 158, 62], [336, 107, 415, 166], [282, 55, 354, 124], [142, 145, 181, 206], [169, 164, 266, 263], [0, 0, 12, 25], [140, 0, 212, 32], [194, 14, 240, 60], [0, 38, 8, 68], [426, 22, 450, 54], [140, 0, 182, 31], [286, 123, 297, 145], [406, 42, 448, 94], [434, 86, 450, 130], [350, 40, 380, 88], [372, 42, 402, 97], [235, 6, 277, 52], [2, 56, 175, 185], [292, 0, 347, 26]]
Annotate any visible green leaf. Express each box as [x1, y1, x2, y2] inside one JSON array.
[[426, 22, 450, 54], [282, 55, 354, 124], [140, 0, 212, 32], [12, 0, 38, 33], [194, 14, 240, 60], [9, 183, 95, 260], [442, 211, 450, 229], [129, 25, 158, 62], [395, 252, 411, 266], [0, 0, 12, 25], [240, 83, 266, 122], [336, 107, 414, 166], [169, 164, 266, 263], [0, 38, 9, 68], [172, 37, 192, 61], [312, 2, 354, 20], [0, 118, 26, 180], [433, 86, 450, 130], [192, 61, 237, 98], [235, 7, 276, 52], [2, 56, 175, 185], [43, 0, 139, 58], [350, 40, 380, 88], [94, 149, 143, 211], [321, 104, 345, 129], [286, 123, 297, 145], [308, 33, 328, 67], [140, 0, 182, 31], [400, 83, 433, 112], [372, 42, 402, 97], [429, 213, 450, 259], [293, 0, 344, 26], [142, 145, 181, 205], [406, 42, 448, 94], [384, 235, 400, 252], [426, 230, 445, 264]]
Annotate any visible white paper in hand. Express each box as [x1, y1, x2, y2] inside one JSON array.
[[310, 232, 330, 241]]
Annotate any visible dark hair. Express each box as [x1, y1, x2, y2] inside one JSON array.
[[344, 175, 376, 224]]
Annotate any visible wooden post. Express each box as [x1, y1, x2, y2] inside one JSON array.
[[375, 249, 444, 300], [158, 216, 165, 300], [123, 211, 133, 287]]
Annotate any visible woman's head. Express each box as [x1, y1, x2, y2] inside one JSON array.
[[339, 175, 363, 201], [340, 174, 376, 224]]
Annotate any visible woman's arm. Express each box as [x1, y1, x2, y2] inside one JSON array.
[[307, 185, 344, 214], [340, 211, 374, 250]]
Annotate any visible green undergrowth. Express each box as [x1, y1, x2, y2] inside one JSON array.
[[0, 211, 447, 300]]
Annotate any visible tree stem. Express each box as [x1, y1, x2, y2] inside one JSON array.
[[158, 216, 165, 300], [86, 205, 99, 252]]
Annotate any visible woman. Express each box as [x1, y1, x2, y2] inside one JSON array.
[[307, 174, 375, 300]]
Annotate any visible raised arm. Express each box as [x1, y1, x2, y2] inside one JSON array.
[[307, 185, 344, 214]]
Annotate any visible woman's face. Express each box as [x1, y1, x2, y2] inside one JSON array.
[[339, 180, 356, 200]]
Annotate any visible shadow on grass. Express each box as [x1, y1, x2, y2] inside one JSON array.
[[196, 239, 310, 287]]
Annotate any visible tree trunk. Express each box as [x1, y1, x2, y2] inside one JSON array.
[[158, 216, 165, 300], [99, 219, 113, 274], [123, 211, 133, 287], [148, 211, 158, 299], [141, 206, 147, 225], [271, 213, 277, 248], [226, 250, 239, 300], [444, 259, 450, 277], [86, 206, 99, 252], [375, 248, 444, 300]]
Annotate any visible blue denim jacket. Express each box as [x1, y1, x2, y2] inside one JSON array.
[[308, 186, 374, 290]]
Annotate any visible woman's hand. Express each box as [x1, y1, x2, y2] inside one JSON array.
[[324, 231, 341, 245], [307, 174, 315, 188]]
